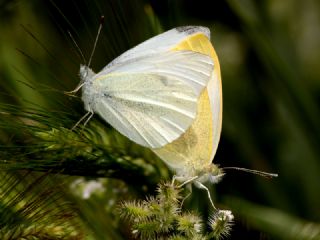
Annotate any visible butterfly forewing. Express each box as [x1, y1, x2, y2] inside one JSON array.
[[88, 50, 213, 148]]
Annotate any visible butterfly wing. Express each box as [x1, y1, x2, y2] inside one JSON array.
[[102, 26, 210, 72], [152, 30, 223, 176], [90, 50, 213, 148]]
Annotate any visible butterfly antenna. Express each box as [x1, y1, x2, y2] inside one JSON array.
[[67, 31, 86, 65], [88, 15, 105, 68], [222, 167, 278, 179], [65, 16, 104, 96]]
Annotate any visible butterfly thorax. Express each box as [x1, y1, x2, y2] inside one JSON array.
[[80, 65, 96, 112]]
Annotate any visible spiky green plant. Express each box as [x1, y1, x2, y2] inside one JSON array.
[[119, 182, 234, 239]]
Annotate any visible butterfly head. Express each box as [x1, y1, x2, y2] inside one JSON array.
[[196, 164, 224, 184], [175, 163, 224, 185], [79, 64, 95, 83]]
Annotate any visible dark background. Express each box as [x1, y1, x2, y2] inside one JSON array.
[[0, 0, 320, 239]]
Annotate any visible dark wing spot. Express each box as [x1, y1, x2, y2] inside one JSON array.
[[159, 76, 169, 86], [176, 26, 199, 34], [176, 26, 210, 39]]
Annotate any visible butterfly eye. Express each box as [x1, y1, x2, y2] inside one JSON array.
[[79, 66, 89, 81], [84, 69, 89, 78]]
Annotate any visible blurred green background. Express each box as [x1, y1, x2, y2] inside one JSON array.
[[0, 0, 320, 239]]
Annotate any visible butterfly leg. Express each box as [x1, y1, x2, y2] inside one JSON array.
[[177, 176, 199, 188], [71, 111, 94, 130], [194, 181, 216, 210], [64, 82, 85, 96], [83, 111, 94, 127], [171, 175, 177, 186], [180, 184, 192, 208]]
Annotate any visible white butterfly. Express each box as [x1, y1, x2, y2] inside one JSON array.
[[75, 26, 225, 209], [80, 26, 214, 149], [74, 26, 277, 209]]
